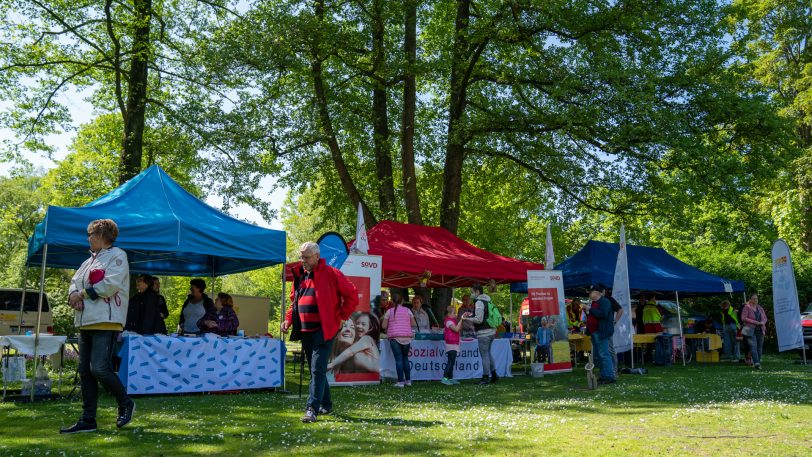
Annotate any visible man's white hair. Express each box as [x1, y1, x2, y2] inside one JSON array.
[[299, 241, 320, 256]]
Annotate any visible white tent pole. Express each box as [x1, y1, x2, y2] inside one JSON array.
[[31, 243, 48, 402], [16, 265, 29, 335], [676, 290, 686, 367], [280, 262, 287, 392]]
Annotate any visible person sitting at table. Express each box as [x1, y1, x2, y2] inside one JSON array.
[[197, 292, 240, 337], [410, 295, 437, 334], [178, 278, 215, 335], [125, 274, 164, 335], [152, 276, 169, 334]]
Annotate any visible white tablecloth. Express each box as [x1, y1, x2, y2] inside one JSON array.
[[0, 335, 67, 356], [380, 338, 513, 381], [118, 334, 284, 394]]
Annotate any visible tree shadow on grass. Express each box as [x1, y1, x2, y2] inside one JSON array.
[[330, 412, 443, 427]]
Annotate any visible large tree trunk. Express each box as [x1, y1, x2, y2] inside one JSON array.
[[118, 0, 152, 184], [401, 0, 422, 225], [797, 122, 812, 251], [311, 0, 376, 226], [440, 0, 472, 235], [372, 0, 396, 221]]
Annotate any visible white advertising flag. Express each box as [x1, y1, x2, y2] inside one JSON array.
[[771, 239, 804, 352], [545, 223, 555, 270], [351, 202, 369, 254], [612, 224, 633, 354]]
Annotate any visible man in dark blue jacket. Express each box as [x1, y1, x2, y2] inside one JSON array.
[[582, 285, 616, 384]]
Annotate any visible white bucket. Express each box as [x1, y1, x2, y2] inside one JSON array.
[[530, 362, 545, 378]]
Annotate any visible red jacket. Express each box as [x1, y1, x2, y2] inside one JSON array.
[[285, 258, 359, 341]]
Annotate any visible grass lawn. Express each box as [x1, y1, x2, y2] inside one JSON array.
[[1, 354, 811, 456]]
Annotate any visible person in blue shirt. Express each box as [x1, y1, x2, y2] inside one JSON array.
[[535, 318, 553, 363]]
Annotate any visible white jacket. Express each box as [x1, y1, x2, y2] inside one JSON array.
[[69, 247, 130, 328]]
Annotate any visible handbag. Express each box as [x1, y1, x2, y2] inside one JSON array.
[[742, 325, 755, 337]]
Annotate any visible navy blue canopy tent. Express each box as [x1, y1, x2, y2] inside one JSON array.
[[27, 165, 286, 275], [510, 240, 744, 295]]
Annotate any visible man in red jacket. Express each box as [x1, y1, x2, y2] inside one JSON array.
[[282, 241, 358, 423]]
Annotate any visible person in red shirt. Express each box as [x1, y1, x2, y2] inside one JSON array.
[[282, 242, 358, 423]]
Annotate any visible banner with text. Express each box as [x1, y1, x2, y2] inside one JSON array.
[[327, 255, 383, 385], [527, 270, 572, 373], [771, 240, 804, 352], [379, 339, 513, 381]]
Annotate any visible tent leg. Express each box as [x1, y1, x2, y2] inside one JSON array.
[[17, 265, 29, 335], [676, 291, 686, 367], [280, 263, 287, 392], [31, 244, 48, 402], [509, 293, 513, 331]]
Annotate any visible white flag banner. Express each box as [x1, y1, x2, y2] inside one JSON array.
[[612, 224, 633, 353], [545, 223, 555, 270], [351, 202, 369, 254], [771, 239, 804, 352]]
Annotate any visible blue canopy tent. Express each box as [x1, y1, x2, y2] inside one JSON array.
[[510, 240, 744, 295], [20, 166, 287, 397], [27, 165, 286, 276], [509, 240, 745, 366]]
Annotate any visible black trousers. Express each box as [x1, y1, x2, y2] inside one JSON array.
[[79, 330, 131, 420]]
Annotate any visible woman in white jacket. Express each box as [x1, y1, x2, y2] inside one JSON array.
[[60, 219, 135, 434]]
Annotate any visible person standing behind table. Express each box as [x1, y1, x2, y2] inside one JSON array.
[[281, 242, 358, 423], [177, 279, 215, 335], [642, 295, 663, 333], [741, 293, 768, 370], [567, 299, 583, 333], [61, 219, 135, 434], [383, 293, 417, 387], [719, 300, 741, 361], [462, 283, 498, 385], [125, 274, 164, 335], [152, 277, 169, 334], [411, 295, 438, 334], [198, 293, 240, 337], [457, 294, 476, 339], [582, 285, 616, 385]]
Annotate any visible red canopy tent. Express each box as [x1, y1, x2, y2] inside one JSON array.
[[287, 221, 543, 288]]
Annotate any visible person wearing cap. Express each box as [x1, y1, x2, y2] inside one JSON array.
[[581, 285, 616, 384], [601, 285, 625, 374]]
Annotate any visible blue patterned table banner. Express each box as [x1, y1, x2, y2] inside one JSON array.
[[118, 334, 285, 394]]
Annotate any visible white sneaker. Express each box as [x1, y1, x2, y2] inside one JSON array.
[[394, 382, 405, 388], [404, 380, 412, 386]]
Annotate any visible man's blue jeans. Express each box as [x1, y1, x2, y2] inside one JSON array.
[[591, 333, 615, 380], [301, 329, 333, 412], [389, 339, 411, 382], [722, 323, 740, 359]]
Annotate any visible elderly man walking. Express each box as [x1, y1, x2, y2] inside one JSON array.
[[282, 242, 358, 423]]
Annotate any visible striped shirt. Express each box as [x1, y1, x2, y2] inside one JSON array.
[[296, 271, 321, 332], [385, 306, 414, 339]]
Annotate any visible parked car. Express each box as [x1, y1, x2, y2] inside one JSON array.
[[0, 289, 53, 335], [802, 303, 812, 351]]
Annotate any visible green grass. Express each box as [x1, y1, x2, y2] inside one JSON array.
[[1, 355, 811, 456]]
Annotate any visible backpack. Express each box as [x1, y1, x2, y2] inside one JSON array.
[[485, 300, 502, 329]]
